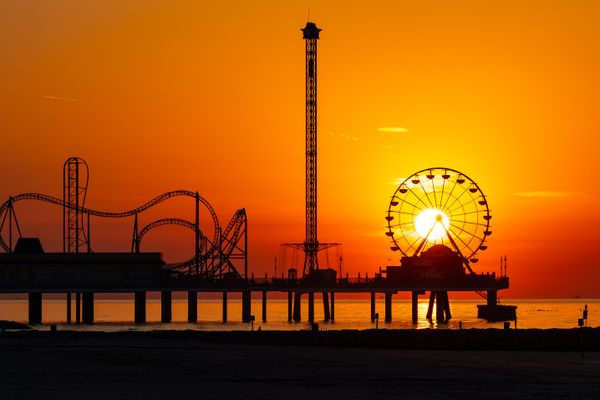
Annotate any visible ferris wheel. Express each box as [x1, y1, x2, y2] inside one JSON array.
[[385, 167, 491, 266]]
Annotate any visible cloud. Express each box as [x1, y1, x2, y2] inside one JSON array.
[[390, 177, 408, 186], [326, 131, 358, 141], [377, 143, 396, 150], [514, 191, 580, 198], [378, 127, 409, 133], [41, 95, 77, 102]]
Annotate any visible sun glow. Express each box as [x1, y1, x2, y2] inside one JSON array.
[[414, 209, 450, 241]]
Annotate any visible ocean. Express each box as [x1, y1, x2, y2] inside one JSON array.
[[0, 297, 597, 331]]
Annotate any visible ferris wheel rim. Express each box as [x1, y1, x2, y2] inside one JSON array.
[[386, 167, 491, 260]]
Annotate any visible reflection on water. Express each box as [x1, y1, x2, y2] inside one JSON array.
[[0, 298, 597, 331]]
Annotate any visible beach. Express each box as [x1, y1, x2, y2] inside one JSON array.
[[1, 330, 599, 399]]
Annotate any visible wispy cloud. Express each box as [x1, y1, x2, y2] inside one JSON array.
[[326, 131, 359, 141], [514, 191, 580, 198], [390, 177, 408, 185], [377, 143, 396, 150], [378, 127, 409, 133], [41, 95, 77, 102]]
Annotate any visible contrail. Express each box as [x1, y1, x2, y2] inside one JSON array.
[[41, 95, 77, 102]]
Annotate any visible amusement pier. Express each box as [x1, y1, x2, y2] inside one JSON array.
[[0, 22, 515, 326]]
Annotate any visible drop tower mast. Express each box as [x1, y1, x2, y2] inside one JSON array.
[[302, 21, 321, 275]]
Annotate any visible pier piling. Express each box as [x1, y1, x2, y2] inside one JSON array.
[[384, 292, 392, 323], [82, 292, 94, 324], [242, 290, 252, 323], [287, 291, 292, 322], [134, 291, 146, 323], [435, 291, 445, 322], [370, 291, 376, 321], [308, 292, 314, 322], [426, 291, 436, 320], [187, 291, 198, 322], [443, 292, 452, 320], [28, 292, 42, 324], [222, 291, 228, 323], [75, 292, 81, 323], [330, 291, 335, 321], [411, 291, 419, 323], [322, 292, 330, 322], [293, 292, 301, 322], [66, 292, 71, 323], [487, 290, 497, 306], [161, 291, 172, 323], [262, 290, 267, 323]]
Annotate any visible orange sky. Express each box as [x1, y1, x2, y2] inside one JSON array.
[[1, 1, 599, 297]]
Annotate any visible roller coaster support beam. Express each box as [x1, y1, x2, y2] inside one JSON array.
[[132, 213, 139, 253], [244, 215, 248, 280], [87, 213, 91, 253], [195, 192, 200, 275], [8, 198, 12, 252], [5, 197, 22, 253]]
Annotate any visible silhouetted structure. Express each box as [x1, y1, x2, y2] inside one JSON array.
[[385, 167, 515, 322], [0, 158, 246, 280], [302, 21, 321, 276]]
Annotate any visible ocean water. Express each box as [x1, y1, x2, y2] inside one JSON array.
[[0, 296, 597, 331]]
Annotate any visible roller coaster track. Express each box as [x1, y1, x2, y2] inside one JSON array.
[[135, 217, 209, 273], [202, 209, 247, 278], [136, 218, 203, 252], [0, 191, 220, 254]]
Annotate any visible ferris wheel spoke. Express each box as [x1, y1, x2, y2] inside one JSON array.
[[448, 222, 484, 245], [406, 186, 433, 210], [441, 177, 461, 211], [417, 180, 435, 209], [450, 219, 487, 227], [443, 185, 472, 213], [447, 199, 480, 217], [430, 173, 439, 208], [389, 221, 414, 228], [408, 235, 422, 254], [394, 196, 424, 212], [447, 225, 478, 258], [394, 211, 418, 217], [450, 210, 483, 218], [438, 172, 448, 209]]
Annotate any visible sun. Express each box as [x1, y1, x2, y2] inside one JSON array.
[[414, 209, 450, 241]]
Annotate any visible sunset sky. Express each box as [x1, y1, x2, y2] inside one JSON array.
[[1, 1, 599, 297]]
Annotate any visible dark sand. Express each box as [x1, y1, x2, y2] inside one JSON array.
[[1, 330, 599, 399]]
